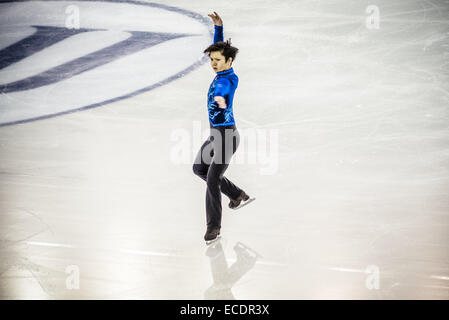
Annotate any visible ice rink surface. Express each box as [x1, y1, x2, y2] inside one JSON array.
[[0, 0, 448, 299]]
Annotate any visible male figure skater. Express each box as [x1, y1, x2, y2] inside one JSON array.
[[193, 12, 254, 244]]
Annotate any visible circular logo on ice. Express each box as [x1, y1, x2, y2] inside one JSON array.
[[0, 0, 211, 126]]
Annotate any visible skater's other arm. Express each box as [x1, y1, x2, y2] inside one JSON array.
[[208, 11, 223, 43], [214, 78, 231, 109]]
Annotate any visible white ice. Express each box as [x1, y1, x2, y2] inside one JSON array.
[[0, 0, 448, 299]]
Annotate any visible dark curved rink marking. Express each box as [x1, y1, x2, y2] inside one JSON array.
[[1, 29, 193, 93], [0, 0, 213, 127], [0, 26, 94, 70]]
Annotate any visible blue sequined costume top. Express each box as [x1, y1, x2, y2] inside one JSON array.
[[207, 25, 238, 127]]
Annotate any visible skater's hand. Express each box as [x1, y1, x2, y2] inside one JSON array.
[[208, 11, 223, 26], [214, 96, 227, 109]]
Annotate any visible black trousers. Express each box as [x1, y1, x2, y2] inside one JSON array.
[[193, 124, 242, 229]]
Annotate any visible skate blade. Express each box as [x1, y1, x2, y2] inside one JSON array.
[[205, 235, 221, 245], [232, 197, 255, 210]]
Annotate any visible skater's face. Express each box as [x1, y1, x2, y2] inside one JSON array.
[[209, 51, 232, 73]]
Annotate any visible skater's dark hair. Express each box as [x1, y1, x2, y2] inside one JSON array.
[[204, 38, 239, 64]]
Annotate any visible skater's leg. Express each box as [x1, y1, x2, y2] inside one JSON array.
[[195, 165, 242, 200], [214, 126, 243, 201], [205, 126, 240, 228], [219, 176, 243, 200], [205, 161, 228, 228], [193, 133, 243, 200], [193, 137, 213, 180]]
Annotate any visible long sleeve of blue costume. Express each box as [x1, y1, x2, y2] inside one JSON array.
[[212, 25, 230, 97], [214, 25, 223, 43]]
